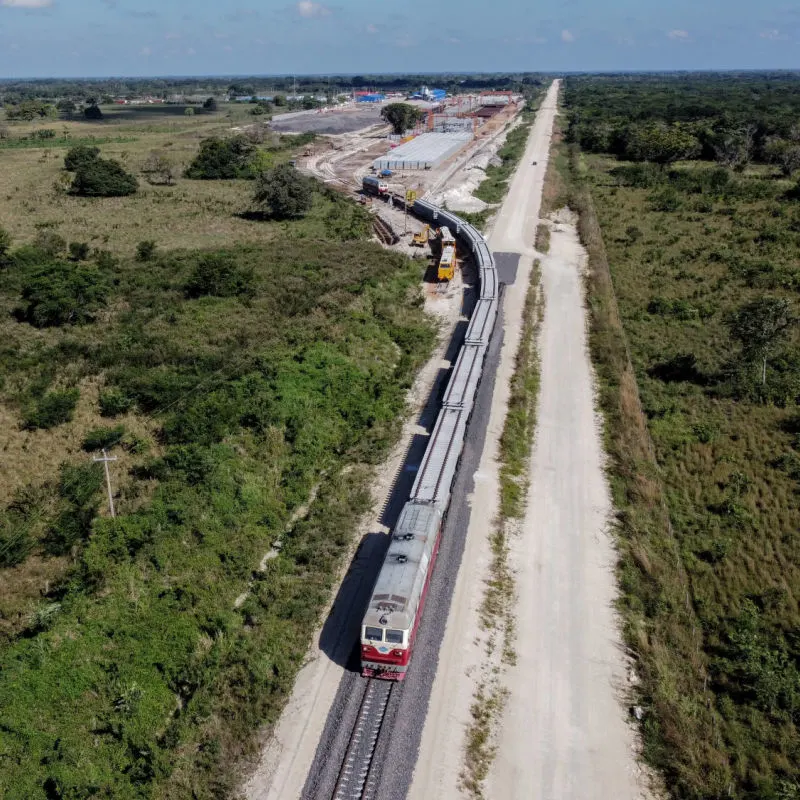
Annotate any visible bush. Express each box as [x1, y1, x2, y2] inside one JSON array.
[[20, 262, 110, 327], [0, 520, 34, 568], [70, 158, 138, 197], [99, 388, 134, 417], [185, 253, 255, 298], [23, 388, 80, 429], [44, 463, 104, 555], [82, 424, 126, 451], [0, 226, 11, 265], [64, 144, 101, 172], [203, 97, 218, 112], [252, 163, 314, 220], [135, 240, 157, 262], [69, 241, 90, 261], [184, 135, 256, 180], [84, 103, 103, 120]]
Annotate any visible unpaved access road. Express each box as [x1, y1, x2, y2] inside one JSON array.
[[485, 211, 649, 800]]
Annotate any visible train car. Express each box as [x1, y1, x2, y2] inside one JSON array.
[[362, 175, 389, 196], [438, 243, 457, 281], [361, 502, 443, 679]]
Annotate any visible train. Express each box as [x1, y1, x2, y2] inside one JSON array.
[[437, 226, 457, 281], [362, 176, 390, 196], [361, 200, 498, 680]]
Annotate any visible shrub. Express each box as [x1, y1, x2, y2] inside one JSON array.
[[82, 424, 126, 452], [203, 97, 218, 112], [33, 230, 66, 257], [20, 262, 110, 327], [44, 463, 104, 555], [184, 135, 256, 180], [135, 240, 157, 262], [0, 520, 34, 568], [23, 388, 80, 429], [69, 241, 90, 261], [252, 163, 314, 220], [99, 388, 134, 417], [83, 103, 103, 120], [70, 158, 138, 197], [64, 144, 101, 172], [185, 253, 255, 298], [0, 226, 11, 265]]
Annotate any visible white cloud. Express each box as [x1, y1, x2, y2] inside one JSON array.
[[297, 1, 329, 18], [186, 47, 196, 55], [1, 0, 53, 7], [164, 32, 181, 40], [366, 23, 378, 34], [561, 29, 575, 43], [447, 36, 460, 44], [667, 29, 689, 40], [140, 45, 152, 56], [532, 36, 547, 44], [223, 45, 233, 51], [760, 28, 785, 40]]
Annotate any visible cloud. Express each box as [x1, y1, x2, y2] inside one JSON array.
[[0, 0, 53, 7], [140, 45, 152, 56], [164, 32, 181, 40], [561, 29, 575, 42], [760, 29, 786, 40], [366, 23, 378, 34], [186, 47, 196, 55], [667, 29, 689, 40], [223, 45, 233, 51], [297, 1, 329, 18]]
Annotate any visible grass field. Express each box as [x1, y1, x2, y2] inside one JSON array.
[[0, 104, 308, 254], [560, 136, 800, 797], [0, 106, 437, 798]]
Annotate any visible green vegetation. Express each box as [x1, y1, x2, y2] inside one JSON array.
[[380, 102, 425, 135], [184, 134, 257, 180], [22, 388, 80, 430], [64, 143, 101, 171], [70, 156, 138, 197], [0, 193, 435, 796], [563, 73, 800, 800], [252, 163, 315, 220]]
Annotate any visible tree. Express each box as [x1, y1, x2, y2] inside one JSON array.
[[250, 104, 266, 116], [253, 163, 314, 219], [64, 144, 100, 171], [764, 138, 800, 178], [202, 97, 218, 112], [184, 135, 256, 180], [84, 103, 103, 120], [20, 262, 110, 327], [727, 297, 796, 385], [70, 158, 138, 197], [6, 100, 54, 121], [135, 240, 157, 262], [57, 98, 77, 116], [381, 102, 424, 135], [141, 151, 175, 185], [184, 107, 195, 116], [712, 125, 755, 171]]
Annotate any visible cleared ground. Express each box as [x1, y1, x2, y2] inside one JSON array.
[[270, 106, 386, 135]]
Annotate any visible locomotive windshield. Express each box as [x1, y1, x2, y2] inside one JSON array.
[[386, 629, 404, 644], [364, 626, 383, 641]]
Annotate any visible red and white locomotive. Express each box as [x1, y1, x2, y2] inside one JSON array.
[[360, 503, 442, 679]]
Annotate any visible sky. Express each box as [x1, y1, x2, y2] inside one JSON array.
[[0, 0, 798, 79]]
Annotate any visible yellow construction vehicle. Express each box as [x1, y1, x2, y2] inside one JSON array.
[[412, 224, 430, 247]]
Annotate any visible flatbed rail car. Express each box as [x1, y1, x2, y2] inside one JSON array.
[[361, 199, 499, 679], [362, 175, 390, 196]]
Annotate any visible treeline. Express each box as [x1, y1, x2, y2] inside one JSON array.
[[565, 72, 800, 171], [0, 72, 546, 106]]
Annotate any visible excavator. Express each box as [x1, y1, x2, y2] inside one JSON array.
[[412, 224, 430, 247]]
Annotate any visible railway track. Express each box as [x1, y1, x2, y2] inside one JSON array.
[[332, 679, 393, 800]]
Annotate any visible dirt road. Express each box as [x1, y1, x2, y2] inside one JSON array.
[[485, 211, 648, 799]]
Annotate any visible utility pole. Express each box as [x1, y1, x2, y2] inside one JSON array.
[[93, 448, 118, 518]]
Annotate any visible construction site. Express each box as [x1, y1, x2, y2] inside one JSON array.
[[293, 89, 522, 267]]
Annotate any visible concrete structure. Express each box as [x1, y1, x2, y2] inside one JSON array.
[[372, 131, 471, 171]]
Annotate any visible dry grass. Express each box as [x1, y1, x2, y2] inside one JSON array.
[[534, 223, 550, 253]]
